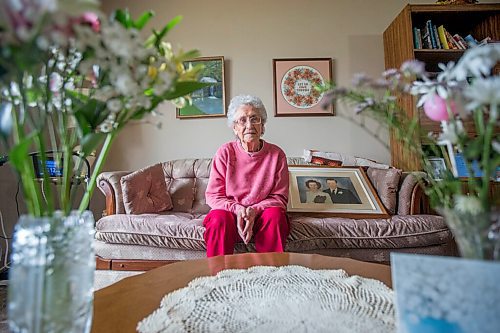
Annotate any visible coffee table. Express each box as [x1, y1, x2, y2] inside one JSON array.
[[91, 253, 391, 333]]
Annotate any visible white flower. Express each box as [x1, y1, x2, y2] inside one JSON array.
[[115, 73, 138, 96], [153, 71, 173, 95], [400, 60, 426, 77], [450, 44, 500, 81], [437, 119, 464, 145], [463, 76, 500, 114], [454, 195, 483, 215], [493, 140, 500, 154], [106, 98, 122, 113]]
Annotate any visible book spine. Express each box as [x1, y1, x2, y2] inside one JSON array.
[[433, 25, 442, 49], [464, 34, 478, 48], [427, 20, 437, 49], [445, 29, 459, 49], [422, 24, 431, 49], [454, 34, 468, 49], [416, 28, 422, 49], [437, 25, 449, 50], [413, 27, 419, 49]]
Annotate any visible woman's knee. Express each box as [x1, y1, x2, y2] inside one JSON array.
[[204, 209, 236, 231], [260, 207, 288, 226]]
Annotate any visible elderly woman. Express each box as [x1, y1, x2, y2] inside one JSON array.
[[204, 95, 289, 257]]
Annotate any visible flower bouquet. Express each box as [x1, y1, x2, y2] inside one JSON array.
[[0, 1, 207, 331], [321, 44, 500, 261]]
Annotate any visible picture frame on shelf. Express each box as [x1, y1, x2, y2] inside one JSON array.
[[273, 58, 334, 117], [176, 56, 226, 119], [428, 157, 447, 180], [288, 166, 389, 218]]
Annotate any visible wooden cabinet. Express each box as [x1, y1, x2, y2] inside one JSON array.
[[383, 4, 500, 171]]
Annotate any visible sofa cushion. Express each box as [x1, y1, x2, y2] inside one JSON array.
[[367, 167, 402, 215], [95, 213, 450, 253], [96, 213, 206, 250], [121, 163, 173, 214]]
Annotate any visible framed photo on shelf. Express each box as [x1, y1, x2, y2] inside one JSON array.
[[273, 58, 334, 117], [287, 166, 389, 218], [428, 157, 447, 180], [176, 56, 226, 119]]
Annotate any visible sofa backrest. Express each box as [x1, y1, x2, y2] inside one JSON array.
[[161, 159, 213, 214], [159, 157, 404, 215]]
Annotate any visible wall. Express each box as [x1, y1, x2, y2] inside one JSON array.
[[100, 0, 420, 173]]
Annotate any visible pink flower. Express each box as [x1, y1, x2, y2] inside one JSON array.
[[80, 12, 100, 33]]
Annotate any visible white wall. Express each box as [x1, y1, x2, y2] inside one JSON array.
[[100, 0, 411, 172]]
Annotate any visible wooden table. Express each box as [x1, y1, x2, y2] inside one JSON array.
[[91, 253, 392, 333]]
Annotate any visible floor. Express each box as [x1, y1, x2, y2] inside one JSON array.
[[0, 270, 143, 332]]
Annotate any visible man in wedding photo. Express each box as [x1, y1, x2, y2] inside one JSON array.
[[323, 178, 361, 204]]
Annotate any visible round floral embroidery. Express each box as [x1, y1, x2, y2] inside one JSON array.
[[281, 66, 325, 108]]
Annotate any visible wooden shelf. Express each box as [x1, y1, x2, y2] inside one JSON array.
[[383, 3, 500, 171]]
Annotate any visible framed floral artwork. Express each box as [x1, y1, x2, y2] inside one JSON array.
[[177, 56, 226, 119], [288, 166, 389, 218], [273, 58, 334, 117]]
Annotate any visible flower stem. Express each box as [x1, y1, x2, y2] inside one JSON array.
[[78, 132, 116, 212]]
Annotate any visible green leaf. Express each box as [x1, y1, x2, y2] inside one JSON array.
[[113, 9, 132, 29], [69, 94, 108, 135], [9, 134, 35, 172], [162, 81, 213, 100], [133, 11, 154, 30], [80, 133, 106, 156], [149, 15, 183, 48]]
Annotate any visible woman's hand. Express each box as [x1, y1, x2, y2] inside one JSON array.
[[237, 207, 256, 244]]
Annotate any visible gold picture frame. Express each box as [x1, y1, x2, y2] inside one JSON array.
[[176, 56, 226, 119], [288, 166, 389, 218]]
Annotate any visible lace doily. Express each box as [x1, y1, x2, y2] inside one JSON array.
[[137, 265, 395, 333]]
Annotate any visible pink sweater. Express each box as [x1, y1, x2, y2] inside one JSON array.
[[206, 140, 289, 215]]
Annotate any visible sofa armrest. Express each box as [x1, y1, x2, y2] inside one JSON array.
[[97, 171, 132, 216], [397, 172, 429, 215]]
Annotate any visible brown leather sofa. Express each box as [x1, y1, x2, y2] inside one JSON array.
[[95, 158, 456, 271]]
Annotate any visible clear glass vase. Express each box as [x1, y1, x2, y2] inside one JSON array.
[[439, 207, 500, 261], [8, 210, 96, 333]]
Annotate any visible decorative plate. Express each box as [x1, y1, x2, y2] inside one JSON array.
[[281, 66, 325, 108]]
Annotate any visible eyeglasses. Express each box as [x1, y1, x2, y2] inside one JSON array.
[[234, 116, 262, 127]]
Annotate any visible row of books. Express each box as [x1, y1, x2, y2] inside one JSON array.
[[412, 20, 492, 50]]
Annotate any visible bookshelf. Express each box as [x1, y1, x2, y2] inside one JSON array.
[[383, 3, 500, 171]]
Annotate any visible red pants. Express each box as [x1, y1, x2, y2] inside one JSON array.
[[203, 207, 289, 257]]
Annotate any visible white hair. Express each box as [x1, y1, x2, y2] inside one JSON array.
[[226, 95, 268, 127]]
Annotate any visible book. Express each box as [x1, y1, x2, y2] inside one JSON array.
[[421, 24, 432, 49], [453, 34, 468, 49], [426, 20, 437, 49], [413, 27, 422, 49], [464, 34, 479, 48], [478, 36, 492, 46], [432, 24, 442, 49], [444, 29, 459, 49], [437, 25, 449, 50]]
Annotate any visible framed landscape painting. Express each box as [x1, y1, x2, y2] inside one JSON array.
[[273, 58, 334, 117], [288, 166, 389, 218], [177, 56, 226, 119]]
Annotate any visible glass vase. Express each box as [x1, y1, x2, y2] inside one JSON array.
[[439, 207, 500, 261], [8, 210, 96, 333]]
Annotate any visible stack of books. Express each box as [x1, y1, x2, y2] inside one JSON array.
[[412, 20, 494, 50]]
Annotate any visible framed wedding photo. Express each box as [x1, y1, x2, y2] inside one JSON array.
[[176, 56, 226, 119], [287, 166, 389, 218], [273, 58, 334, 117], [428, 157, 447, 180]]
